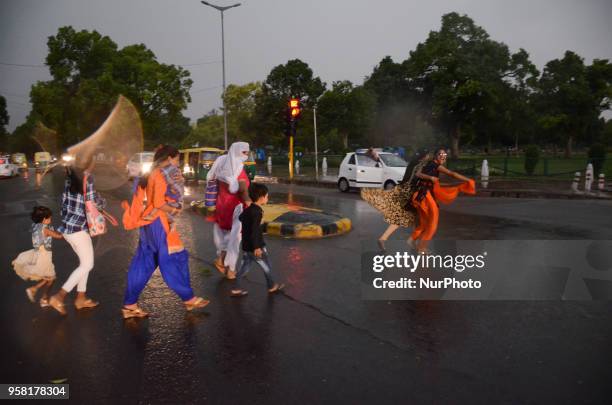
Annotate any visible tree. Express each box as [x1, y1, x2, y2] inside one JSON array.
[[363, 56, 430, 148], [317, 81, 376, 149], [252, 59, 325, 145], [223, 82, 262, 146], [536, 52, 612, 157], [0, 95, 9, 152], [30, 26, 192, 149], [182, 110, 224, 149], [404, 12, 538, 157]]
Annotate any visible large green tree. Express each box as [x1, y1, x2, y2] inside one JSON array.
[[317, 81, 376, 149], [536, 51, 612, 157], [404, 12, 538, 157], [30, 26, 192, 149], [252, 59, 325, 147]]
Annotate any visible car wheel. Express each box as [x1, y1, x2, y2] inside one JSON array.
[[384, 180, 396, 190], [338, 178, 350, 192]]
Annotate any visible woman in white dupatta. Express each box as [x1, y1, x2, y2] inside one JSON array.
[[207, 142, 252, 278]]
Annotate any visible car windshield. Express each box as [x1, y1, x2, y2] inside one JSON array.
[[379, 154, 407, 167], [201, 151, 219, 161], [141, 153, 154, 163]]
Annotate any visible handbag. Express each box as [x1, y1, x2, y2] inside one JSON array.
[[83, 174, 117, 237], [204, 180, 218, 208]]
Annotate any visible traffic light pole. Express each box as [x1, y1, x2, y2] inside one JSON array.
[[289, 134, 294, 180]]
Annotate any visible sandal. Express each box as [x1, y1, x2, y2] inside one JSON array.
[[213, 259, 226, 275], [49, 296, 67, 315], [268, 283, 285, 294], [230, 289, 248, 297], [25, 287, 37, 303], [39, 298, 50, 308], [184, 297, 210, 311], [122, 306, 149, 319], [75, 298, 99, 310]]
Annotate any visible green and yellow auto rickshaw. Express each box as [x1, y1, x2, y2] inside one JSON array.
[[11, 153, 28, 171], [179, 147, 224, 181], [34, 151, 52, 172], [243, 151, 257, 180]]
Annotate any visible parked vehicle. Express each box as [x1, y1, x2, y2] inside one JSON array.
[[337, 151, 408, 192], [0, 155, 19, 177], [126, 152, 155, 178], [179, 147, 224, 181], [34, 152, 52, 172], [11, 153, 28, 171]]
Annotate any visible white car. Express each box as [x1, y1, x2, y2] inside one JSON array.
[[126, 152, 155, 178], [0, 155, 19, 178], [337, 151, 408, 192]]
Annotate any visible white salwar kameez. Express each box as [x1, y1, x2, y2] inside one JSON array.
[[212, 204, 243, 271]]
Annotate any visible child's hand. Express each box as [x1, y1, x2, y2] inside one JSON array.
[[254, 248, 263, 258]]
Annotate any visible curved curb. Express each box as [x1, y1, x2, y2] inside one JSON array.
[[190, 202, 352, 239], [264, 217, 351, 239]]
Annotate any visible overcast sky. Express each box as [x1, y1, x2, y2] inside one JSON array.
[[1, 0, 611, 131]]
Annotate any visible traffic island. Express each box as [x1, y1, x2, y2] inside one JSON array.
[[190, 201, 351, 239]]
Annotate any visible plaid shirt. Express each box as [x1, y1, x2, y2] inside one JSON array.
[[58, 173, 105, 234]]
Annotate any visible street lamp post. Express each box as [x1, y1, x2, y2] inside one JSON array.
[[200, 1, 241, 150], [313, 106, 319, 181]]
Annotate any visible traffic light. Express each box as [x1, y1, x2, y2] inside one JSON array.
[[286, 98, 301, 137], [289, 98, 301, 120]]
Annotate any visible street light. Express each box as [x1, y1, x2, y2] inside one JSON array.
[[200, 1, 242, 150]]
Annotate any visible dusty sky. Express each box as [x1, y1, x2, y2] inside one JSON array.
[[1, 0, 611, 131]]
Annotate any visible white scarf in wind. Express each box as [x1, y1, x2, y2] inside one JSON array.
[[207, 141, 250, 193]]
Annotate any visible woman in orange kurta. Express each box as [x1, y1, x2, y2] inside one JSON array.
[[121, 145, 209, 319], [410, 148, 476, 253]]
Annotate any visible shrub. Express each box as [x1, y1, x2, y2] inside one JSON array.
[[588, 143, 606, 176], [524, 145, 540, 175]]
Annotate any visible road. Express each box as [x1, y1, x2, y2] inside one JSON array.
[[1, 169, 611, 404]]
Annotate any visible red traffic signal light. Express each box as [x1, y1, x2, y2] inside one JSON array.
[[289, 98, 301, 120]]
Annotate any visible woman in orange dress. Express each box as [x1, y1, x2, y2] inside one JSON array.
[[410, 148, 476, 253]]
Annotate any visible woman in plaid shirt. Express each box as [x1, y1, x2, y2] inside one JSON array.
[[49, 155, 105, 315]]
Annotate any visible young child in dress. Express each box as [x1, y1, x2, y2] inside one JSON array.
[[12, 206, 63, 307], [230, 183, 284, 297]]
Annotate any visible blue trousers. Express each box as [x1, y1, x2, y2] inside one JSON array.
[[234, 248, 276, 290], [124, 218, 194, 305]]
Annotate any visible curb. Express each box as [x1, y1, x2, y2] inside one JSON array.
[[264, 217, 351, 239], [190, 202, 352, 239], [478, 189, 612, 200], [270, 177, 612, 200]]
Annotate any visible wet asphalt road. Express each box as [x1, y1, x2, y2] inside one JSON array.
[[1, 169, 611, 404]]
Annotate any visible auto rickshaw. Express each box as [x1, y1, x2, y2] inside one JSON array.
[[243, 151, 257, 180], [11, 153, 28, 171], [34, 151, 52, 172], [179, 147, 224, 181]]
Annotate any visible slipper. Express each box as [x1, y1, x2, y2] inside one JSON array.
[[25, 288, 36, 303], [49, 296, 67, 316], [75, 298, 99, 310], [213, 259, 226, 275], [184, 297, 210, 311], [122, 306, 149, 319], [230, 290, 248, 297], [268, 283, 285, 294]]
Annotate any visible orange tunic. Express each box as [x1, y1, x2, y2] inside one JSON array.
[[121, 169, 184, 254]]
